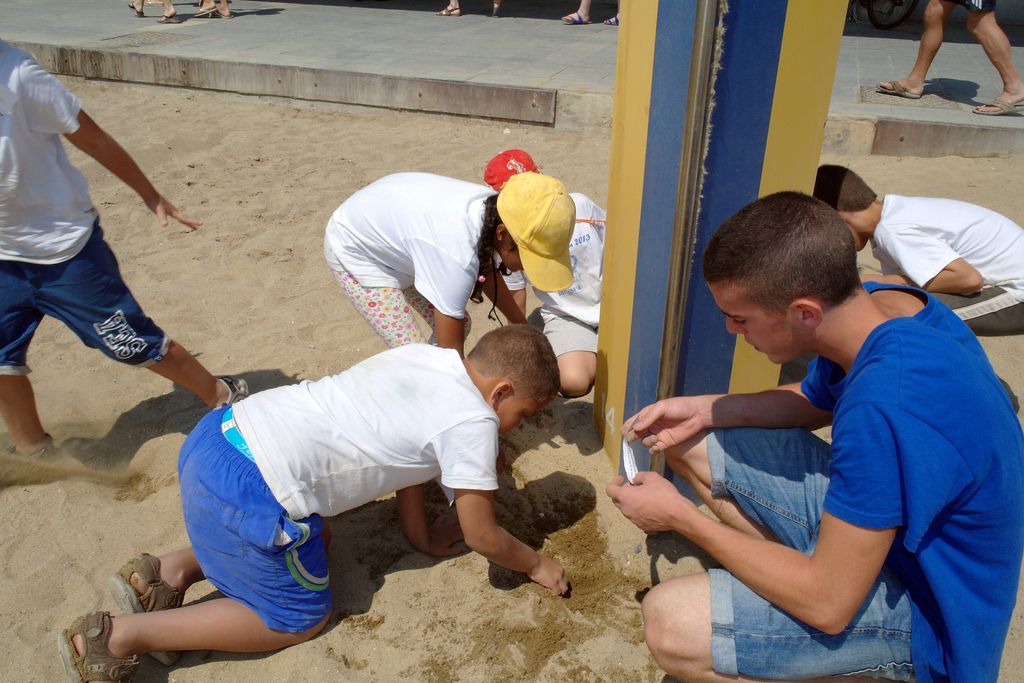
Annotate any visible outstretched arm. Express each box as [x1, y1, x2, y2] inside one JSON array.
[[607, 472, 895, 634], [64, 109, 201, 230], [454, 489, 569, 596]]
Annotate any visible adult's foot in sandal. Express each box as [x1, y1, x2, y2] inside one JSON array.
[[157, 14, 182, 23], [194, 2, 219, 17], [129, 0, 145, 17], [562, 11, 590, 24], [876, 79, 923, 100], [973, 90, 1024, 115], [436, 3, 461, 16]]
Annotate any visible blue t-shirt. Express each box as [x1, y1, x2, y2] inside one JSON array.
[[803, 282, 994, 411], [803, 318, 1023, 682]]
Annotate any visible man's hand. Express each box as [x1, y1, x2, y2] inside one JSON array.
[[527, 554, 570, 596], [426, 514, 465, 557], [150, 194, 202, 231], [622, 395, 717, 455], [606, 472, 694, 533]]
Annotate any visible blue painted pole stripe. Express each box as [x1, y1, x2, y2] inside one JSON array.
[[674, 1, 789, 397]]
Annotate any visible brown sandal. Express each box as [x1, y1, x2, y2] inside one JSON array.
[[436, 4, 461, 16], [108, 553, 183, 665], [58, 612, 139, 682]]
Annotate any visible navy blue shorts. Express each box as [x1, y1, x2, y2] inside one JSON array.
[[952, 0, 996, 12], [179, 408, 332, 633], [0, 223, 167, 374]]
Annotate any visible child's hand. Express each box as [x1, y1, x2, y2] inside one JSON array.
[[528, 555, 570, 596], [426, 514, 465, 557], [150, 194, 202, 231]]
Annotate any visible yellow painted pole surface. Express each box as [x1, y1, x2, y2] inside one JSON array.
[[728, 0, 848, 394], [594, 0, 660, 463]]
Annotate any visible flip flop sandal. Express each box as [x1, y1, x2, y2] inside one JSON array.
[[57, 612, 139, 682], [128, 1, 144, 17], [109, 553, 183, 665], [875, 81, 922, 100], [194, 5, 218, 17], [436, 4, 461, 16], [157, 14, 182, 23], [973, 99, 1024, 116], [603, 14, 620, 26], [562, 12, 590, 24]]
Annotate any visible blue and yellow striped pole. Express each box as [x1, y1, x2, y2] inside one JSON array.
[[595, 1, 847, 476]]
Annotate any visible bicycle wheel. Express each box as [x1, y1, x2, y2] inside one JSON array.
[[868, 0, 920, 29]]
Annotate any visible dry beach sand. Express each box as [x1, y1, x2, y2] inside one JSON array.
[[1, 79, 1022, 681]]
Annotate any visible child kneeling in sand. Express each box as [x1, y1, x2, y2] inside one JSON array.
[[58, 325, 569, 682]]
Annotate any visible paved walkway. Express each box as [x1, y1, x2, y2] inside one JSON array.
[[3, 0, 1024, 154]]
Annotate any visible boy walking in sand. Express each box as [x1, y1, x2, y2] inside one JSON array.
[[58, 325, 569, 681], [0, 41, 247, 457]]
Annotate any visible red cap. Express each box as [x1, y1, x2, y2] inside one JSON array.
[[483, 149, 539, 191]]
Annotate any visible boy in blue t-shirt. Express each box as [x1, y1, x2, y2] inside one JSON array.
[[611, 192, 1023, 681]]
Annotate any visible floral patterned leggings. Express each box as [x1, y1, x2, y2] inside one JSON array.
[[332, 268, 470, 347]]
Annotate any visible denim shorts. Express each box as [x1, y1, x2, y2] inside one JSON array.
[[179, 408, 332, 633], [706, 427, 914, 680], [0, 223, 167, 374]]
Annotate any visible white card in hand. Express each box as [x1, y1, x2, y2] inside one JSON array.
[[621, 437, 639, 484]]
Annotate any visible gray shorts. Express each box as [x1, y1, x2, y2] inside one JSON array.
[[529, 308, 597, 356]]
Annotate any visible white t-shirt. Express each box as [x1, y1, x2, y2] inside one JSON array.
[[232, 344, 499, 520], [874, 195, 1024, 303], [0, 41, 96, 264], [504, 193, 605, 327], [323, 172, 494, 318]]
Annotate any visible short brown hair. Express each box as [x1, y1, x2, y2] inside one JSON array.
[[466, 325, 560, 402], [813, 165, 877, 212], [703, 191, 861, 312]]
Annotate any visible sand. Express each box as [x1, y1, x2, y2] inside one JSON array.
[[1, 79, 1022, 681]]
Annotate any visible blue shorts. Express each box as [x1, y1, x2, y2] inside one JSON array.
[[0, 223, 167, 375], [179, 408, 332, 633], [706, 428, 914, 680]]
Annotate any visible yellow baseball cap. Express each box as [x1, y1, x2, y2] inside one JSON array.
[[496, 173, 576, 292]]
